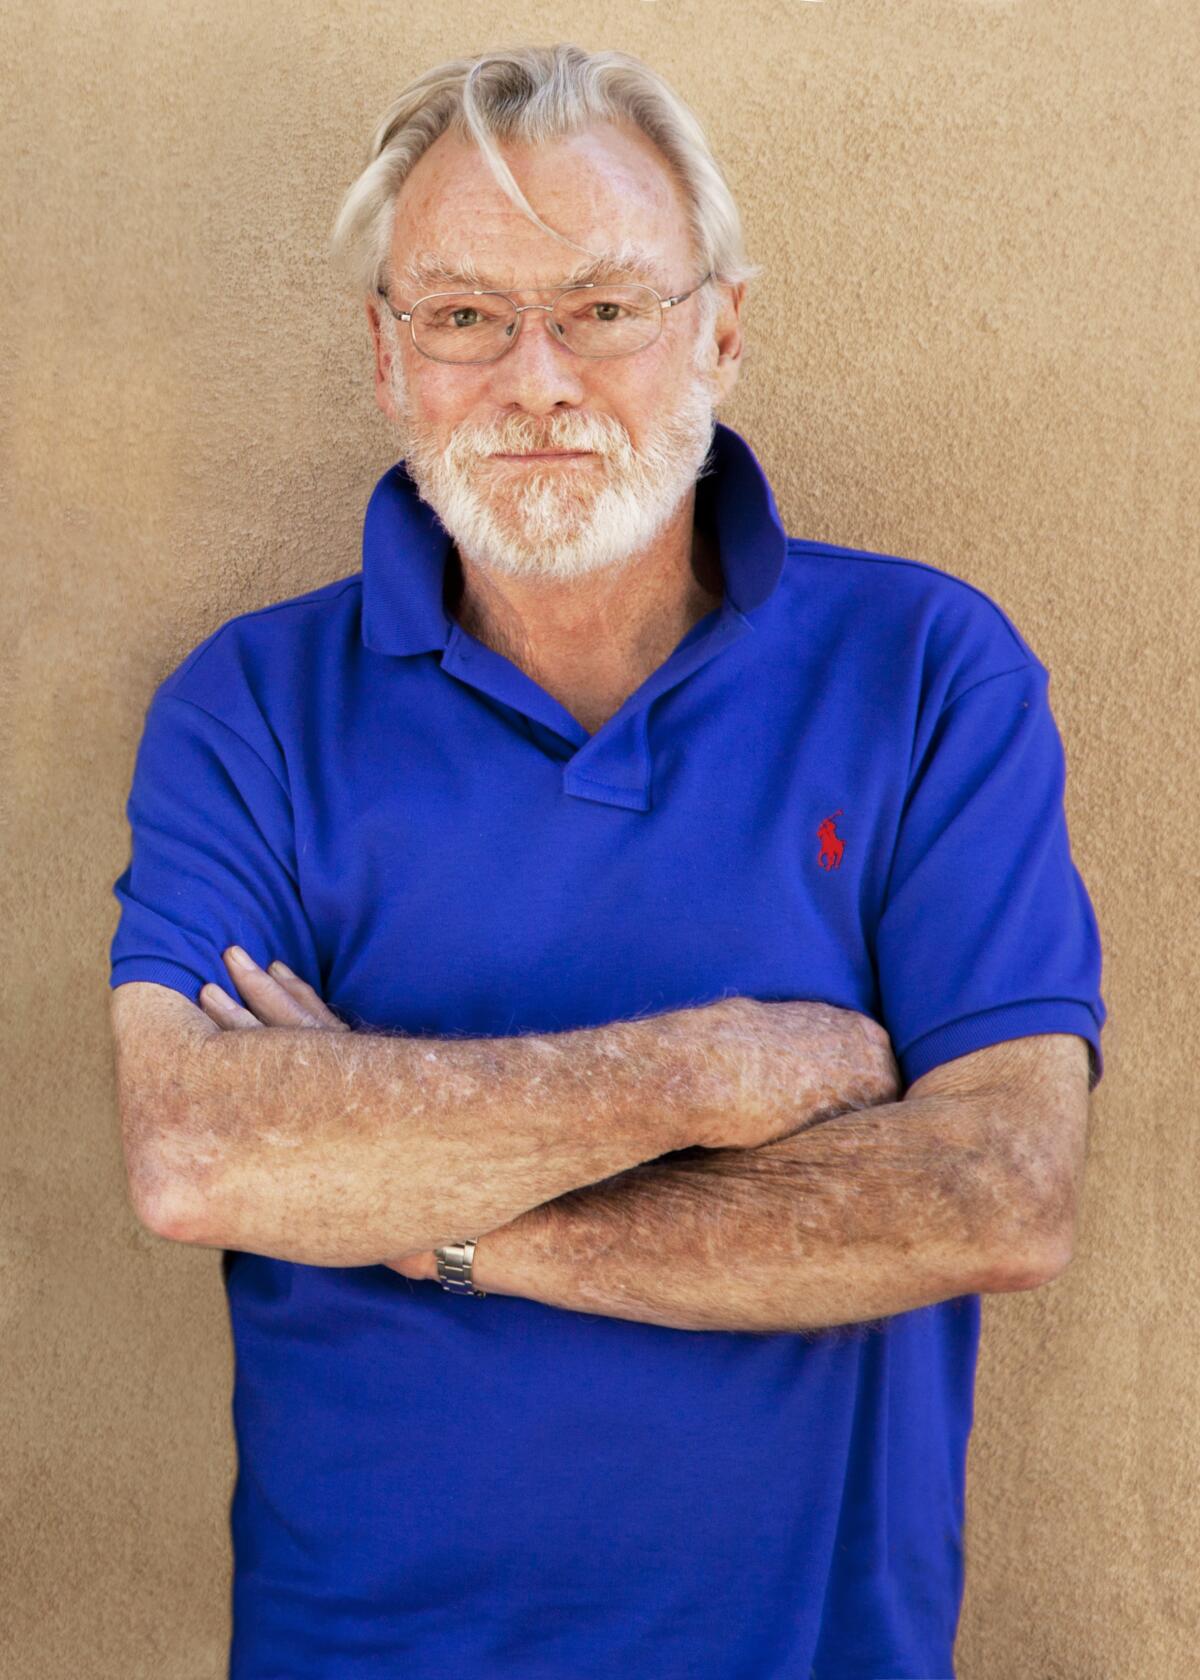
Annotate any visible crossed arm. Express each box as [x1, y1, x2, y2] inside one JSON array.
[[416, 1046, 1080, 1334], [398, 1031, 1088, 1332], [168, 949, 1091, 1335]]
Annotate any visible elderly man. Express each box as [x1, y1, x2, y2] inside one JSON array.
[[108, 42, 1106, 1680]]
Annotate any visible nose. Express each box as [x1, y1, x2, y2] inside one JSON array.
[[485, 303, 589, 413]]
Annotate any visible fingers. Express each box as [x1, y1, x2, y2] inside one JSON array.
[[199, 983, 266, 1029], [264, 961, 352, 1032], [201, 947, 334, 1032]]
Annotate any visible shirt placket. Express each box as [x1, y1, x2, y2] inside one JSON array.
[[438, 603, 755, 810]]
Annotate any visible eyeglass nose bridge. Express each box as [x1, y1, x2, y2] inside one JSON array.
[[504, 299, 570, 346]]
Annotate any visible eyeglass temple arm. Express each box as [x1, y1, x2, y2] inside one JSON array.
[[376, 286, 411, 324], [662, 271, 714, 309]]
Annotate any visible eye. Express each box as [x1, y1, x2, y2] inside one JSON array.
[[420, 297, 510, 329], [440, 307, 482, 328], [562, 296, 631, 325]]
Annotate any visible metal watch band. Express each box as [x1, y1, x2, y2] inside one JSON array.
[[434, 1238, 486, 1297]]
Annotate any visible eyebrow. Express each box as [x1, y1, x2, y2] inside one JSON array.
[[392, 242, 670, 296]]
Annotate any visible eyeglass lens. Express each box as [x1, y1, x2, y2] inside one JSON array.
[[409, 284, 663, 362]]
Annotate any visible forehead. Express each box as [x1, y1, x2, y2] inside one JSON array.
[[388, 120, 694, 292]]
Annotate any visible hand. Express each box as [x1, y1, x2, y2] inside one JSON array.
[[198, 947, 353, 1033], [690, 996, 901, 1151], [200, 948, 438, 1277]]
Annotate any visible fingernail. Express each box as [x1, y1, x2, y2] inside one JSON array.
[[268, 960, 295, 978], [226, 945, 255, 970]]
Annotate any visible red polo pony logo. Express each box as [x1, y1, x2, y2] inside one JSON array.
[[817, 810, 845, 871]]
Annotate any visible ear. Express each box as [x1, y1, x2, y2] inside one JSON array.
[[711, 281, 747, 405], [365, 294, 397, 422]]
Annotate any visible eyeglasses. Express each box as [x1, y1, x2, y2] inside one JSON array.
[[375, 271, 713, 364]]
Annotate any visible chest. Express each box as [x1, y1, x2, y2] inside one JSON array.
[[290, 659, 904, 1038]]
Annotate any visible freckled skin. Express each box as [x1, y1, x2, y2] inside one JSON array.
[[493, 1032, 1090, 1334], [111, 975, 900, 1275]]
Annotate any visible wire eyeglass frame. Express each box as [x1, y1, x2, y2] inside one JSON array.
[[375, 270, 714, 364]]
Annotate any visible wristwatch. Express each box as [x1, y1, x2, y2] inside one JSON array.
[[433, 1238, 486, 1297]]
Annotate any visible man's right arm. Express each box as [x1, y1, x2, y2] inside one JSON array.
[[111, 983, 899, 1268]]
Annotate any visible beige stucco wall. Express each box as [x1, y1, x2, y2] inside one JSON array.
[[3, 2, 1197, 1675]]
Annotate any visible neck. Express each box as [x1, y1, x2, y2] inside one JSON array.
[[448, 493, 724, 680]]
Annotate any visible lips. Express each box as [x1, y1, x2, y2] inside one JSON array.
[[490, 449, 593, 459]]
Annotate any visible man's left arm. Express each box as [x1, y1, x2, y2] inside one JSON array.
[[398, 1033, 1091, 1334]]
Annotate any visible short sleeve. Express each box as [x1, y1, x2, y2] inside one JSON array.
[[874, 660, 1107, 1092], [109, 690, 322, 1005]]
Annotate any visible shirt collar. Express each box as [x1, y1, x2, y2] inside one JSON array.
[[360, 419, 788, 657]]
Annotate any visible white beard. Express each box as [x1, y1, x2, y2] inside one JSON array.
[[386, 340, 721, 584]]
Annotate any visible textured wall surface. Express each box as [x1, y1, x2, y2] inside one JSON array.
[[3, 2, 1197, 1675]]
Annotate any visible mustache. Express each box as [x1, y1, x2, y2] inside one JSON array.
[[395, 414, 622, 470], [467, 430, 619, 460]]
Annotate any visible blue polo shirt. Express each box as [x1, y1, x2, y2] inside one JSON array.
[[109, 420, 1106, 1680]]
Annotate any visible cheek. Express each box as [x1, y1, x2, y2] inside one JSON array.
[[638, 329, 705, 393], [614, 356, 706, 441], [392, 353, 464, 421], [576, 351, 689, 436]]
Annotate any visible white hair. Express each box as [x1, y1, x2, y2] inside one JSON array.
[[328, 41, 763, 316]]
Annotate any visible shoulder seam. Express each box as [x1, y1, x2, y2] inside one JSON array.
[[941, 659, 1042, 714], [167, 576, 362, 686], [225, 575, 362, 624], [784, 538, 1034, 666], [152, 691, 290, 800]]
